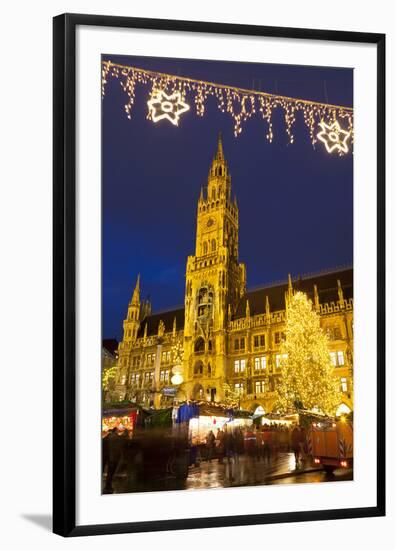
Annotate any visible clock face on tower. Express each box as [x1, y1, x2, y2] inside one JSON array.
[[206, 217, 215, 228]]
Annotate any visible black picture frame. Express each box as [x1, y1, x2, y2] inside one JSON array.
[[53, 13, 386, 537]]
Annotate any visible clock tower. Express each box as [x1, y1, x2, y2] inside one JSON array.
[[183, 134, 246, 401]]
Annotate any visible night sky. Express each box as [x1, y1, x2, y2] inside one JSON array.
[[102, 54, 353, 341]]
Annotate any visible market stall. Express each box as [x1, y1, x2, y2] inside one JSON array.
[[102, 406, 138, 434], [174, 401, 252, 462]]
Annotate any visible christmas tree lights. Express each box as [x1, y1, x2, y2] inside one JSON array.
[[275, 291, 342, 415], [102, 60, 354, 154]]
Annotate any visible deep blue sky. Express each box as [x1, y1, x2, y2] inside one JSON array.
[[102, 54, 353, 340]]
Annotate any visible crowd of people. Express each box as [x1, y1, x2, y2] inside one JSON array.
[[199, 423, 308, 467], [102, 421, 309, 493]]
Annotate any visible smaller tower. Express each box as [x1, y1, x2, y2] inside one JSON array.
[[123, 275, 141, 341]]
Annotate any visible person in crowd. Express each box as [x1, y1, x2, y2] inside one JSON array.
[[206, 430, 216, 463], [234, 427, 244, 461], [216, 428, 225, 464], [223, 425, 235, 463], [291, 425, 303, 468], [262, 425, 272, 462], [103, 428, 125, 493], [255, 427, 264, 461], [102, 428, 110, 474], [244, 426, 257, 483], [244, 426, 257, 460]]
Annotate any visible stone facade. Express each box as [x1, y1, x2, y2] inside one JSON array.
[[114, 136, 353, 414]]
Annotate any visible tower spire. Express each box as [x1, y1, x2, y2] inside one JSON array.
[[131, 274, 140, 304], [215, 131, 224, 160]]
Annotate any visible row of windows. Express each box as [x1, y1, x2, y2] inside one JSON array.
[[200, 200, 222, 212], [234, 378, 348, 395], [234, 351, 346, 374], [126, 350, 174, 368], [234, 354, 286, 374], [233, 332, 284, 351], [125, 371, 348, 393], [234, 382, 265, 395], [233, 326, 350, 352], [128, 370, 171, 386], [125, 349, 346, 372]]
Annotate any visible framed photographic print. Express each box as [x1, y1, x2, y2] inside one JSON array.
[[53, 13, 386, 536]]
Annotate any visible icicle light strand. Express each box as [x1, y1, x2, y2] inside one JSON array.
[[102, 60, 354, 153]]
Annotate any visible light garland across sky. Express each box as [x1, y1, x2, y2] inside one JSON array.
[[102, 60, 354, 154]]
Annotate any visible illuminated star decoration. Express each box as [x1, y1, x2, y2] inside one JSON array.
[[317, 120, 351, 154], [147, 90, 190, 126]]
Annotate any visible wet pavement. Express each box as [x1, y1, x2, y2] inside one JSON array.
[[107, 452, 353, 494]]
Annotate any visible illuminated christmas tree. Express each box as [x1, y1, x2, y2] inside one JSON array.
[[275, 290, 342, 415], [102, 365, 117, 392], [222, 382, 240, 407]]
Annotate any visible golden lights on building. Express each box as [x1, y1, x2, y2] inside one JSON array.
[[112, 135, 353, 414]]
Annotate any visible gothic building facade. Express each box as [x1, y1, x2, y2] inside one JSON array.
[[113, 136, 353, 414]]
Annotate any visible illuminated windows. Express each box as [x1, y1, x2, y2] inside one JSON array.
[[330, 350, 345, 367], [254, 356, 267, 371], [341, 377, 348, 392], [254, 380, 265, 394], [234, 359, 246, 373], [161, 350, 171, 363], [160, 370, 170, 384], [234, 382, 244, 395]]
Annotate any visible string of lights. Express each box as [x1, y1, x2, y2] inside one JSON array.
[[102, 60, 353, 154]]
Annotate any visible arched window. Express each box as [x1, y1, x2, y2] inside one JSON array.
[[211, 239, 216, 252], [212, 188, 216, 200], [203, 242, 208, 255], [194, 337, 205, 353], [194, 362, 203, 375]]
